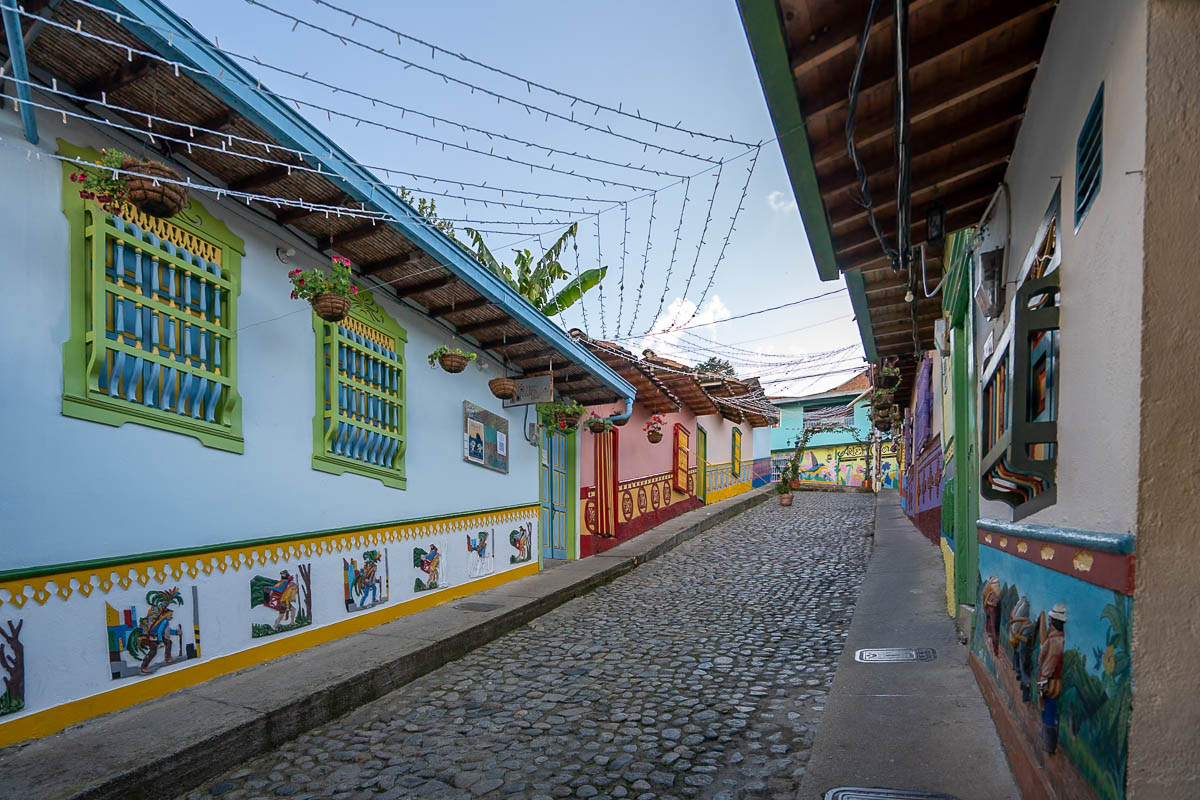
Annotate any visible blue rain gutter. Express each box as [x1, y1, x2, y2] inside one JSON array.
[[96, 0, 636, 407], [1, 0, 39, 144], [607, 397, 633, 424]]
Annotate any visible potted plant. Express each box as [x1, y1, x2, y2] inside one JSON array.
[[612, 414, 630, 427], [542, 399, 585, 431], [429, 345, 477, 373], [488, 376, 517, 400], [70, 148, 187, 218], [879, 362, 901, 390], [289, 256, 360, 322], [777, 469, 795, 507], [644, 414, 666, 444], [585, 412, 613, 435]]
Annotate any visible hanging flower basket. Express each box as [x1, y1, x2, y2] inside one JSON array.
[[586, 419, 609, 434], [428, 346, 476, 374], [555, 410, 583, 430], [647, 429, 663, 444], [439, 353, 470, 373], [612, 415, 629, 427], [644, 413, 666, 444], [122, 157, 187, 218], [311, 293, 351, 322], [488, 377, 517, 400]]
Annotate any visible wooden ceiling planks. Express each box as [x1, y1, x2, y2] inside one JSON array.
[[774, 0, 1055, 397]]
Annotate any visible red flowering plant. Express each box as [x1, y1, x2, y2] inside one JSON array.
[[287, 255, 360, 303], [69, 148, 129, 215], [643, 414, 666, 437]]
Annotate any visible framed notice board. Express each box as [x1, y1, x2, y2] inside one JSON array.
[[463, 401, 509, 473]]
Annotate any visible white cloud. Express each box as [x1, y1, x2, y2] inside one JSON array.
[[767, 190, 797, 213], [636, 295, 731, 363]]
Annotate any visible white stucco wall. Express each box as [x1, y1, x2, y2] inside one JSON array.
[[973, 0, 1146, 533], [0, 110, 543, 570]]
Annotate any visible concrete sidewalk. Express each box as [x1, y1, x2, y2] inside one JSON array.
[[798, 490, 1018, 800], [0, 487, 772, 800]]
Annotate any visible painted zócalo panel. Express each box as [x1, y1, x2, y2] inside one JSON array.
[[0, 504, 538, 747], [972, 524, 1133, 800]]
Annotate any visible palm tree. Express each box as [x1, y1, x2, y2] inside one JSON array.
[[464, 223, 605, 316]]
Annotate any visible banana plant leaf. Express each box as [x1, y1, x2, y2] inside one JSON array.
[[542, 266, 607, 316]]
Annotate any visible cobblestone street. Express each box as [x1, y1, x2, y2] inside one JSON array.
[[183, 493, 874, 800]]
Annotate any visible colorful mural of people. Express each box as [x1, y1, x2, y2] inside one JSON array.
[[105, 585, 201, 679], [973, 552, 1133, 800], [510, 524, 532, 564], [250, 565, 312, 638], [413, 544, 442, 592], [344, 549, 388, 613], [466, 531, 494, 578], [0, 619, 23, 717]]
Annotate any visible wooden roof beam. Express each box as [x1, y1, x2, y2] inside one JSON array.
[[841, 201, 991, 272], [277, 191, 350, 226], [362, 253, 415, 278], [802, 0, 1054, 123], [227, 162, 298, 194], [456, 316, 512, 336], [317, 222, 382, 252], [834, 179, 999, 255], [78, 55, 154, 99], [789, 0, 938, 78], [477, 333, 536, 350], [428, 297, 492, 318], [812, 44, 1043, 168]]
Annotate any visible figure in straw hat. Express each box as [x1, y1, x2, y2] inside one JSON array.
[[1038, 603, 1067, 753]]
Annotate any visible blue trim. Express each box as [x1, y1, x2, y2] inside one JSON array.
[[844, 269, 878, 363], [977, 518, 1134, 555], [97, 0, 635, 407], [1, 0, 39, 144]]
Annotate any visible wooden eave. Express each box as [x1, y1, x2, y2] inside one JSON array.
[[7, 0, 629, 406], [742, 0, 1055, 400]]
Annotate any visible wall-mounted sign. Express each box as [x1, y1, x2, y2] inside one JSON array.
[[502, 375, 553, 408], [463, 401, 509, 474]]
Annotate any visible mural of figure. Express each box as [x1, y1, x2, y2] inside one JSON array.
[[344, 549, 388, 612], [1008, 596, 1037, 701], [982, 575, 1003, 655], [1038, 603, 1067, 754], [106, 586, 201, 679], [414, 544, 442, 592], [510, 524, 532, 564], [0, 619, 23, 717], [466, 531, 494, 578], [250, 565, 313, 638]]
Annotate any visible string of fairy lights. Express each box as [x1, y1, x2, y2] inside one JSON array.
[[5, 0, 862, 389]]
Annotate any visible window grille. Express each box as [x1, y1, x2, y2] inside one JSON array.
[[61, 146, 244, 452], [1075, 84, 1103, 228], [311, 293, 407, 488]]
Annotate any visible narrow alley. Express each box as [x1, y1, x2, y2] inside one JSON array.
[[180, 494, 873, 800]]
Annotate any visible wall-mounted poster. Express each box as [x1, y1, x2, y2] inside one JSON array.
[[463, 401, 509, 473]]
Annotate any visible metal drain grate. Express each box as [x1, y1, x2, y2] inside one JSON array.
[[854, 648, 937, 663], [455, 602, 502, 612], [825, 789, 959, 800]]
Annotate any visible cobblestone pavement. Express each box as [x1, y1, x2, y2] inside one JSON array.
[[183, 492, 875, 800]]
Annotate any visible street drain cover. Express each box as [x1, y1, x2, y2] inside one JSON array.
[[854, 648, 937, 663], [825, 790, 959, 799], [456, 602, 502, 612]]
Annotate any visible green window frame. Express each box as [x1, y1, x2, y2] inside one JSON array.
[[731, 426, 743, 478], [311, 291, 407, 489], [59, 141, 245, 452]]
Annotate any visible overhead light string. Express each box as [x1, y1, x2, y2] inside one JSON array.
[[664, 161, 725, 331], [625, 191, 657, 336]]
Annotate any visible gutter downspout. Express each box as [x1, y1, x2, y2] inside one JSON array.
[[1, 0, 39, 144], [607, 397, 634, 425]]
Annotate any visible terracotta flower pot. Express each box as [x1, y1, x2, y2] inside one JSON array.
[[311, 293, 351, 322], [647, 429, 663, 444], [488, 377, 517, 400], [122, 157, 187, 218], [554, 411, 582, 431], [438, 353, 470, 373], [780, 493, 794, 507]]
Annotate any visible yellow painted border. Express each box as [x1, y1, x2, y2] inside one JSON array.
[[707, 479, 752, 504], [0, 561, 539, 747], [940, 537, 957, 617], [0, 505, 538, 609]]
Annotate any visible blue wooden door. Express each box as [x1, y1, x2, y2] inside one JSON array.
[[541, 429, 569, 559]]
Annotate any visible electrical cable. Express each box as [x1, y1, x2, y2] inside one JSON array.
[[612, 287, 847, 342], [302, 0, 756, 147]]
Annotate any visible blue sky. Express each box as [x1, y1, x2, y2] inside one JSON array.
[[164, 0, 865, 394]]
